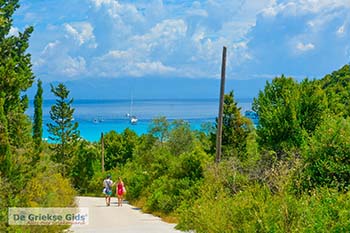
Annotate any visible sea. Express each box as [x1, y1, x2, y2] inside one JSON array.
[[27, 99, 253, 142]]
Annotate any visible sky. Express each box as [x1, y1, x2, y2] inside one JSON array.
[[11, 0, 350, 83]]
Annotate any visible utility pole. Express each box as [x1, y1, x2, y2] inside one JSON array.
[[101, 132, 105, 172], [215, 46, 227, 163]]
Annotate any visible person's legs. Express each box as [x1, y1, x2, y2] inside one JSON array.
[[118, 195, 121, 206]]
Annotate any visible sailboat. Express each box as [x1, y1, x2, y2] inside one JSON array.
[[128, 95, 138, 124], [130, 115, 138, 124]]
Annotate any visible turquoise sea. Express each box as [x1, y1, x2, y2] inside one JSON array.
[[27, 99, 253, 142]]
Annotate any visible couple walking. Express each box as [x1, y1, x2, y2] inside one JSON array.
[[103, 175, 126, 207]]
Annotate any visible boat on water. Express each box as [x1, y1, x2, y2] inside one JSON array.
[[130, 115, 138, 124], [127, 95, 138, 124], [93, 116, 104, 124]]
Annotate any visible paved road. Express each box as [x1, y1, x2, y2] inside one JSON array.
[[70, 196, 183, 233]]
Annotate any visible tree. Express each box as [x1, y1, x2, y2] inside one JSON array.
[[252, 76, 302, 153], [103, 129, 138, 170], [47, 83, 80, 174], [299, 79, 328, 134], [211, 91, 253, 160], [0, 0, 34, 148], [0, 0, 33, 175], [149, 116, 169, 143], [33, 79, 43, 151], [70, 141, 98, 193], [0, 97, 11, 175], [301, 116, 350, 191], [320, 64, 350, 117], [253, 75, 331, 154], [168, 119, 195, 156]]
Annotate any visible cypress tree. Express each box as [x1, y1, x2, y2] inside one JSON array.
[[0, 0, 34, 148], [33, 79, 43, 150], [0, 0, 33, 173], [0, 96, 11, 176]]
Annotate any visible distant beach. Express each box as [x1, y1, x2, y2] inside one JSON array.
[[27, 99, 253, 142]]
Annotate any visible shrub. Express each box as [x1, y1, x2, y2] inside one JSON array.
[[178, 177, 350, 232], [301, 116, 350, 191]]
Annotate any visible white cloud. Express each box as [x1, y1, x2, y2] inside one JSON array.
[[134, 19, 187, 43], [62, 56, 87, 77], [296, 42, 315, 52], [90, 0, 144, 24], [187, 1, 208, 17], [263, 0, 350, 16], [42, 40, 60, 55], [91, 49, 175, 78], [21, 0, 350, 81], [34, 40, 87, 79], [64, 22, 97, 48], [132, 61, 175, 77]]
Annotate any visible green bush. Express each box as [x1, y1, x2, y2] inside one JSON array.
[[144, 177, 200, 215], [121, 164, 150, 201], [301, 116, 350, 191], [178, 181, 350, 232]]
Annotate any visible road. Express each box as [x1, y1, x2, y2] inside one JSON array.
[[69, 196, 183, 233]]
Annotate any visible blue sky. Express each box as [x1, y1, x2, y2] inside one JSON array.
[[12, 0, 350, 82]]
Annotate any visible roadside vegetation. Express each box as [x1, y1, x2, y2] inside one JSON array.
[[2, 1, 350, 232]]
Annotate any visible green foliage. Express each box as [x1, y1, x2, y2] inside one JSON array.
[[0, 96, 11, 175], [299, 79, 328, 134], [171, 147, 209, 180], [33, 79, 43, 151], [120, 125, 210, 216], [219, 91, 253, 159], [300, 116, 350, 191], [210, 91, 253, 163], [70, 140, 98, 193], [23, 168, 76, 207], [10, 160, 76, 233], [149, 116, 170, 142], [0, 0, 34, 150], [85, 171, 107, 197], [321, 64, 350, 117], [0, 2, 77, 232], [0, 175, 11, 229], [253, 75, 303, 152], [103, 128, 138, 170], [47, 83, 80, 175], [168, 119, 195, 156], [178, 171, 350, 233], [121, 164, 150, 201]]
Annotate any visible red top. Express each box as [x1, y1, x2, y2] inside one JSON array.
[[117, 182, 124, 195]]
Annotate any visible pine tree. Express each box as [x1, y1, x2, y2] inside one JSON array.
[[33, 79, 43, 150], [47, 83, 80, 175], [211, 91, 253, 160]]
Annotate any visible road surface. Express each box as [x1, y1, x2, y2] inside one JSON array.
[[69, 196, 183, 233]]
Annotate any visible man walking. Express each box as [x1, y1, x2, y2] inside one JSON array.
[[103, 175, 114, 206]]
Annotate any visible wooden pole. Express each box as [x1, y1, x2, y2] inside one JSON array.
[[101, 132, 105, 172], [215, 46, 227, 163]]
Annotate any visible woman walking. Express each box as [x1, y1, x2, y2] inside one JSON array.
[[117, 177, 126, 207]]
